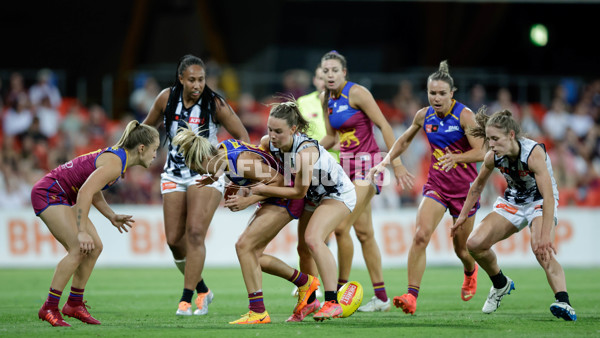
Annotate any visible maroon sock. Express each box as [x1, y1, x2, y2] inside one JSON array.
[[373, 282, 388, 302], [337, 279, 348, 291], [46, 288, 62, 309], [408, 285, 420, 299], [248, 291, 265, 313], [67, 287, 84, 306], [288, 269, 309, 287]]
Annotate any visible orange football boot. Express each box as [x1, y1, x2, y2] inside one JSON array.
[[393, 293, 417, 315], [461, 265, 478, 301]]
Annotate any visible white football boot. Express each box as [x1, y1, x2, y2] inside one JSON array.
[[482, 276, 515, 314], [550, 301, 577, 321], [193, 290, 214, 315], [357, 296, 391, 312]]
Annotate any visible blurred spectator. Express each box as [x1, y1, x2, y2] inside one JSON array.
[[235, 92, 266, 144], [0, 161, 31, 208], [281, 69, 311, 99], [4, 72, 27, 109], [569, 102, 593, 139], [542, 97, 571, 143], [549, 139, 581, 206], [35, 96, 61, 138], [60, 102, 88, 154], [205, 58, 225, 97], [29, 68, 62, 109], [392, 79, 419, 118], [466, 83, 488, 112], [130, 75, 160, 122], [519, 104, 543, 140], [488, 87, 520, 119], [3, 92, 33, 137]]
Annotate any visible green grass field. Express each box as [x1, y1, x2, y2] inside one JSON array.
[[1, 267, 598, 337]]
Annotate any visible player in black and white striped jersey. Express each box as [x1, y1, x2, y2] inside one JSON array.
[[143, 54, 249, 317]]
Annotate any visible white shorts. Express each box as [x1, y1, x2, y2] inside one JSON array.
[[304, 188, 356, 213], [160, 173, 225, 195], [492, 197, 558, 231]]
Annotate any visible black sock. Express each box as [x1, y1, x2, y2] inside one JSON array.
[[555, 291, 571, 306], [196, 279, 209, 294], [307, 291, 316, 304], [490, 270, 508, 289], [180, 288, 194, 303], [324, 291, 338, 303]]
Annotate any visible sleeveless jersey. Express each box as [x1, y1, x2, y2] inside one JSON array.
[[327, 82, 380, 157], [47, 147, 128, 204], [219, 139, 279, 187], [494, 138, 559, 204], [269, 133, 353, 204], [164, 88, 219, 178], [423, 100, 478, 199]]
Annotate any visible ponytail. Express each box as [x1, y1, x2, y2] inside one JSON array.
[[269, 95, 310, 134], [114, 120, 159, 150], [428, 60, 457, 92], [468, 107, 522, 148]]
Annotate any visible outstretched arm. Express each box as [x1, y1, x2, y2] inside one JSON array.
[[92, 191, 134, 233], [451, 150, 495, 237], [368, 108, 425, 189]]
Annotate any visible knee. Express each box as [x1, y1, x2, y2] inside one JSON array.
[[354, 227, 374, 243], [90, 241, 103, 259], [466, 236, 485, 255], [303, 234, 321, 254], [235, 235, 251, 255], [186, 225, 208, 246], [334, 225, 349, 238], [165, 231, 183, 250], [412, 228, 432, 248]]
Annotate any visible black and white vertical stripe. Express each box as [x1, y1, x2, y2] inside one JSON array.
[[164, 96, 219, 178]]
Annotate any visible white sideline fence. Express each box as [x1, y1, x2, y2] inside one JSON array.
[[1, 206, 599, 268]]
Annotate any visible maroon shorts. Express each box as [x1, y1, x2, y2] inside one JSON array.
[[260, 197, 305, 219], [423, 188, 479, 218], [31, 176, 73, 216]]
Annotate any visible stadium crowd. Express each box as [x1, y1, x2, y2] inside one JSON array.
[[2, 67, 600, 209]]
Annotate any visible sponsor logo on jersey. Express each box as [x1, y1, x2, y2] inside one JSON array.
[[426, 124, 439, 133]]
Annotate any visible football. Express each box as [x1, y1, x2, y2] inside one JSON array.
[[337, 281, 363, 318]]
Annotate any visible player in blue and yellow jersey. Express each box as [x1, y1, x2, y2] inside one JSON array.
[[33, 121, 159, 327], [370, 61, 485, 315], [318, 51, 414, 313]]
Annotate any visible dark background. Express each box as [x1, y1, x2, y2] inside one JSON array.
[[2, 0, 597, 112]]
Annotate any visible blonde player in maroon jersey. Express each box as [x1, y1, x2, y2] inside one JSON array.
[[33, 121, 159, 327]]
